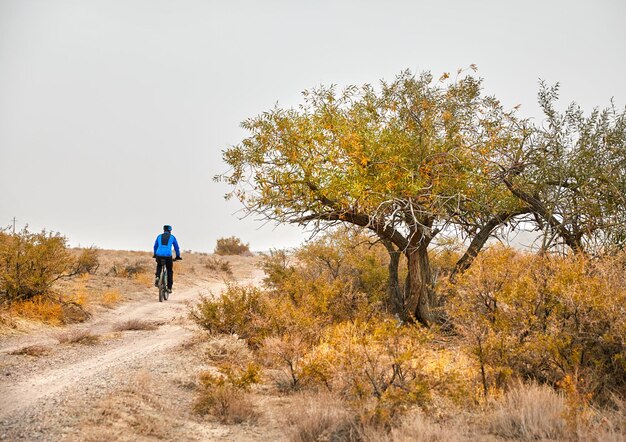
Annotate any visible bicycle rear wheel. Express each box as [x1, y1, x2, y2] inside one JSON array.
[[158, 270, 166, 302]]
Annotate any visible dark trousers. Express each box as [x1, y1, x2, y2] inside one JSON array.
[[155, 257, 173, 290]]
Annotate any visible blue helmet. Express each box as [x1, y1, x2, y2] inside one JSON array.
[[163, 225, 172, 232]]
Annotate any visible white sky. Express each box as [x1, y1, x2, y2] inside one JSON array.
[[1, 0, 625, 252]]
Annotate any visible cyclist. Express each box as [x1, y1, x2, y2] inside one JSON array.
[[153, 225, 181, 293]]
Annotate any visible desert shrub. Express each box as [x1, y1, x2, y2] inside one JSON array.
[[73, 247, 100, 275], [296, 319, 434, 428], [193, 363, 260, 423], [214, 236, 251, 256], [192, 229, 473, 424], [204, 257, 232, 275], [448, 246, 626, 401], [204, 334, 254, 365], [264, 229, 390, 310], [0, 228, 79, 302], [123, 261, 147, 277], [61, 300, 91, 323], [260, 332, 311, 391], [189, 284, 272, 346], [193, 383, 258, 424], [8, 294, 90, 325], [107, 259, 149, 278], [260, 242, 387, 326]]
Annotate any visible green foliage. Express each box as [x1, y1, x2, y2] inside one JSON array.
[[214, 236, 251, 256], [219, 69, 520, 228], [0, 227, 89, 302], [496, 83, 626, 253]]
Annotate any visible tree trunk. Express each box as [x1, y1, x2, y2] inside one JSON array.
[[382, 240, 404, 318], [404, 243, 433, 326]]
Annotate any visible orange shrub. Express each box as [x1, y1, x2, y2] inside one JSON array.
[[10, 296, 65, 325]]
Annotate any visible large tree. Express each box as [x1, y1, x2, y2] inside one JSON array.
[[218, 69, 526, 325]]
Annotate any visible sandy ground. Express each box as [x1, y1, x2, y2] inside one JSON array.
[[0, 254, 288, 441]]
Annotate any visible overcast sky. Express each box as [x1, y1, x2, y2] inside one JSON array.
[[1, 0, 625, 252]]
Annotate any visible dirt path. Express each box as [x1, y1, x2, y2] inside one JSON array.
[[0, 263, 280, 441]]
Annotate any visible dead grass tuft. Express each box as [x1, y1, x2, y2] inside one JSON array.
[[489, 382, 566, 440], [9, 344, 51, 357], [57, 329, 100, 345], [113, 319, 159, 332]]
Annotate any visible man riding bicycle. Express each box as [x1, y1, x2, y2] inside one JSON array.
[[153, 225, 181, 293]]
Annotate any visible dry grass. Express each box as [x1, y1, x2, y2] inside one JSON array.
[[10, 296, 65, 325], [286, 393, 366, 442], [113, 319, 159, 332], [100, 290, 122, 307], [57, 329, 100, 345], [193, 384, 259, 424], [9, 344, 52, 357], [390, 411, 466, 442], [132, 272, 154, 287], [488, 382, 566, 440], [80, 371, 171, 440]]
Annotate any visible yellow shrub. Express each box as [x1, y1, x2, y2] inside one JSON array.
[[299, 319, 433, 427], [449, 247, 626, 401]]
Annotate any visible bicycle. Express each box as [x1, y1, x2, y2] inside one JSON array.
[[157, 257, 181, 302]]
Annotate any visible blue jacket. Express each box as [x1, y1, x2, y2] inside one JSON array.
[[154, 232, 180, 258]]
